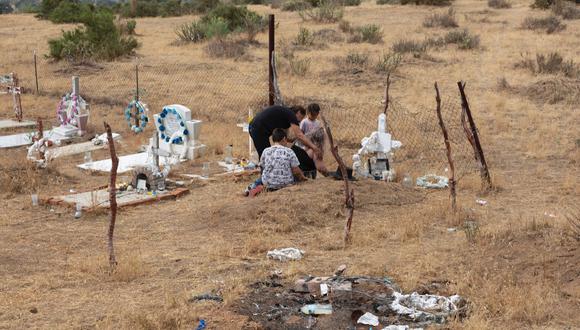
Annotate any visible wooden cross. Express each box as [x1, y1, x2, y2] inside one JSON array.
[[1, 73, 22, 121]]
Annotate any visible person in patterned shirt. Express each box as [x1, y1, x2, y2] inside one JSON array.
[[260, 128, 307, 190]]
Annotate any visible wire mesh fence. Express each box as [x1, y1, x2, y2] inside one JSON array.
[[3, 51, 482, 181]]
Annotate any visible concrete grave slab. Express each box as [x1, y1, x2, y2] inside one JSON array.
[[0, 119, 36, 130], [77, 152, 185, 173], [43, 187, 189, 210]]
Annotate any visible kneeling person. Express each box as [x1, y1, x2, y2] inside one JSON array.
[[261, 128, 307, 190]]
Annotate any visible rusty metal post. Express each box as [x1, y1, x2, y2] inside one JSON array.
[[457, 81, 492, 190], [268, 14, 275, 106]]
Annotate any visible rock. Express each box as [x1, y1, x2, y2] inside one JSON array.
[[334, 264, 347, 276], [29, 307, 38, 314]]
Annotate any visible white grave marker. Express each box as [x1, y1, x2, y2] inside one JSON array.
[[152, 104, 206, 160]]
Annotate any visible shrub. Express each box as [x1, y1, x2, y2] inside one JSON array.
[[294, 27, 315, 46], [176, 5, 266, 43], [488, 0, 511, 8], [203, 4, 266, 32], [374, 52, 401, 74], [176, 21, 207, 42], [551, 0, 580, 19], [299, 0, 344, 23], [205, 39, 247, 58], [423, 8, 458, 28], [341, 0, 361, 6], [392, 39, 426, 54], [338, 19, 353, 33], [522, 15, 566, 33], [48, 8, 138, 62], [377, 0, 399, 4], [358, 24, 383, 43], [289, 57, 311, 76], [282, 0, 311, 11], [313, 28, 343, 42], [400, 0, 452, 6], [126, 19, 137, 35], [46, 0, 92, 23], [532, 0, 554, 9], [345, 51, 370, 66], [443, 29, 480, 49], [515, 52, 579, 78]]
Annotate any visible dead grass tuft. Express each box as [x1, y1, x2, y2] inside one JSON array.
[[392, 39, 427, 54], [515, 52, 579, 77], [204, 39, 248, 59], [522, 15, 566, 34], [552, 0, 580, 20], [423, 8, 459, 28], [488, 0, 511, 9]]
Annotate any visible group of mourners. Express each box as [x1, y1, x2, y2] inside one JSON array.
[[245, 103, 329, 195]]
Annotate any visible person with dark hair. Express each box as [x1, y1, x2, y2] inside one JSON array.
[[260, 128, 307, 190], [292, 103, 329, 177], [249, 105, 322, 160]]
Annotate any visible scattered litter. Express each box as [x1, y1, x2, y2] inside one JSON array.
[[267, 248, 304, 262], [544, 212, 557, 218], [300, 304, 333, 315], [357, 312, 379, 326], [334, 264, 347, 276], [320, 283, 329, 296], [195, 319, 206, 330], [382, 326, 422, 330], [475, 199, 488, 206], [189, 293, 223, 303], [31, 194, 38, 206], [390, 292, 463, 322], [74, 203, 82, 219], [416, 175, 448, 189], [447, 228, 457, 233]]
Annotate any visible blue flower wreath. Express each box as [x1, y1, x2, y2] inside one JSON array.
[[124, 100, 149, 133], [157, 106, 189, 144]]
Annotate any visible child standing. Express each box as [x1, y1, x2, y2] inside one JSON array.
[[299, 104, 329, 176]]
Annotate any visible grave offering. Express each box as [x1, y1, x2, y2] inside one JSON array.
[[353, 113, 402, 180], [124, 99, 149, 133], [153, 104, 206, 160], [53, 76, 89, 139]]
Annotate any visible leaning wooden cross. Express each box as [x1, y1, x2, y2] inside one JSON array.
[[0, 73, 23, 122]]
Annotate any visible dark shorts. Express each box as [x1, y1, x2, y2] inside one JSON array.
[[249, 123, 270, 160], [291, 145, 316, 178]]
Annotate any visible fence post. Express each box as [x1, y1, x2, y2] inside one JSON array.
[[134, 64, 140, 128], [33, 50, 39, 95], [435, 83, 456, 211], [268, 14, 275, 106], [457, 81, 492, 190]]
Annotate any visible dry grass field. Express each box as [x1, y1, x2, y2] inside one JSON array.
[[0, 0, 579, 328]]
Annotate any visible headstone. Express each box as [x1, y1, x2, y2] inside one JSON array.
[[53, 76, 89, 138], [152, 105, 206, 160]]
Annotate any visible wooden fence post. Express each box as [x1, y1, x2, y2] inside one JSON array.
[[321, 115, 355, 245], [457, 82, 492, 190], [435, 83, 456, 211], [104, 122, 119, 267]]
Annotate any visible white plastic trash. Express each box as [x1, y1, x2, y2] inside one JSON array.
[[358, 312, 379, 326], [267, 248, 304, 261], [300, 304, 332, 315], [416, 174, 449, 189]]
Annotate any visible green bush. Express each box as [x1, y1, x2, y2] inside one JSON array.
[[176, 4, 266, 43], [48, 8, 138, 62], [341, 0, 361, 6], [532, 0, 554, 9], [49, 0, 92, 23], [443, 29, 480, 49], [126, 19, 137, 35], [176, 21, 207, 42], [203, 4, 265, 31], [375, 52, 401, 74], [348, 23, 383, 43], [294, 27, 315, 46], [282, 0, 312, 11], [299, 0, 344, 23]]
